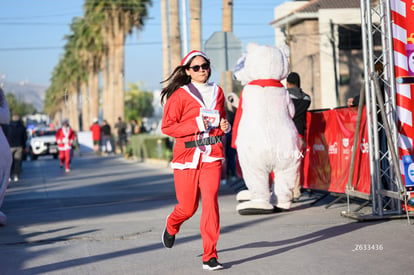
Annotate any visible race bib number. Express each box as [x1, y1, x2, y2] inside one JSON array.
[[200, 109, 220, 128]]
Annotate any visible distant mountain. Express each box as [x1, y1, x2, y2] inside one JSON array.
[[1, 81, 47, 111]]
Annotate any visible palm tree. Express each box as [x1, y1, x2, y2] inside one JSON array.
[[189, 0, 202, 51], [61, 16, 105, 132], [46, 0, 152, 128], [45, 50, 79, 129], [60, 39, 82, 131], [78, 16, 103, 129], [67, 16, 102, 130], [84, 0, 152, 128]]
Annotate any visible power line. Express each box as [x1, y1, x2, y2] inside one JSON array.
[[0, 33, 274, 52], [0, 22, 70, 26], [0, 11, 81, 20]]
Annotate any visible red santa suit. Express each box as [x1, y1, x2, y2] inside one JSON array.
[[161, 82, 228, 262], [55, 125, 75, 171]]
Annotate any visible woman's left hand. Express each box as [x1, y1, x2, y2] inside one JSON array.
[[220, 118, 229, 132]]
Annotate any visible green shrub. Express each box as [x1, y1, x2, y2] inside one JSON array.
[[128, 134, 173, 161]]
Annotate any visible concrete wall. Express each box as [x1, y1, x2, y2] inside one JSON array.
[[272, 7, 364, 110], [318, 8, 361, 109], [273, 1, 308, 47], [289, 19, 321, 110]]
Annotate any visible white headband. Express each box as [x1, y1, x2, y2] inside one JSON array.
[[181, 50, 209, 66]]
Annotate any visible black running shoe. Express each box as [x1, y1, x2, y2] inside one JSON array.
[[162, 227, 175, 248], [202, 257, 223, 271]]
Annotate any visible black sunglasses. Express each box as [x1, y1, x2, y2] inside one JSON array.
[[189, 63, 210, 72]]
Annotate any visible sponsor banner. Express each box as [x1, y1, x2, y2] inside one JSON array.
[[403, 155, 414, 209], [391, 0, 414, 210], [303, 107, 370, 194]]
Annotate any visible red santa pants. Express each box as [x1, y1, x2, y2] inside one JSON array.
[[166, 160, 222, 262], [59, 149, 71, 170]]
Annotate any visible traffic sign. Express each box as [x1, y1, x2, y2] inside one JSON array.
[[204, 31, 242, 72]]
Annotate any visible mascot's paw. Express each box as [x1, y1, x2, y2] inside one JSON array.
[[273, 206, 290, 213], [237, 200, 274, 215], [236, 189, 251, 202], [275, 201, 291, 210]]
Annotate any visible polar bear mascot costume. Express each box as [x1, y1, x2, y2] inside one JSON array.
[[231, 42, 300, 215]]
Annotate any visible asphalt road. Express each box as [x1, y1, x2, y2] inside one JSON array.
[[1, 152, 413, 275]]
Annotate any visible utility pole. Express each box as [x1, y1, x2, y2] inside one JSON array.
[[161, 0, 170, 83], [182, 0, 188, 54], [330, 20, 340, 106], [221, 0, 233, 95], [170, 0, 182, 68], [189, 0, 202, 51]]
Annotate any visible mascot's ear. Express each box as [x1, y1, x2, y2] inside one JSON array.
[[233, 54, 248, 85], [246, 42, 260, 53], [278, 44, 291, 79]]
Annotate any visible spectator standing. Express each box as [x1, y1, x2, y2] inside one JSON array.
[[286, 72, 311, 201], [90, 118, 101, 155], [0, 88, 12, 225], [101, 120, 113, 154], [55, 119, 75, 172], [6, 115, 27, 182], [222, 93, 239, 184], [114, 117, 127, 154], [160, 50, 230, 270], [129, 119, 137, 136]]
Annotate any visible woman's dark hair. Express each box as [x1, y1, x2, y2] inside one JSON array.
[[160, 56, 211, 105]]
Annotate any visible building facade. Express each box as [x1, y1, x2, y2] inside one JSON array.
[[271, 0, 365, 109]]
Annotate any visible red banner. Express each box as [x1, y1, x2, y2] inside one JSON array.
[[391, 0, 414, 210], [303, 107, 370, 194]]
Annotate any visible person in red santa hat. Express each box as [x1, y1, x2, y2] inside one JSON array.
[[55, 118, 75, 172], [160, 50, 230, 271]]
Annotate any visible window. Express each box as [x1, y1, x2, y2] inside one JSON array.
[[338, 24, 381, 50]]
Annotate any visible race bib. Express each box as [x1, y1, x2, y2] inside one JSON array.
[[200, 109, 220, 128]]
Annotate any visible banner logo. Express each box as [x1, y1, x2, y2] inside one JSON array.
[[342, 138, 349, 148], [329, 142, 338, 155], [408, 163, 414, 183]]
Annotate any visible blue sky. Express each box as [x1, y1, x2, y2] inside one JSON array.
[[0, 0, 285, 91]]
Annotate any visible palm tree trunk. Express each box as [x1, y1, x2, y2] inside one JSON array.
[[71, 86, 80, 132], [81, 81, 89, 131], [189, 0, 202, 51], [161, 0, 170, 82], [107, 10, 122, 128], [88, 66, 99, 126], [66, 86, 77, 129], [101, 47, 110, 124], [54, 110, 62, 127], [114, 32, 125, 122], [107, 37, 117, 128], [170, 0, 182, 66]]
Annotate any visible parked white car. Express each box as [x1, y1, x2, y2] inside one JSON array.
[[27, 128, 58, 160]]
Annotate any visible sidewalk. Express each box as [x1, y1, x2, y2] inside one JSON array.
[[0, 153, 413, 274]]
